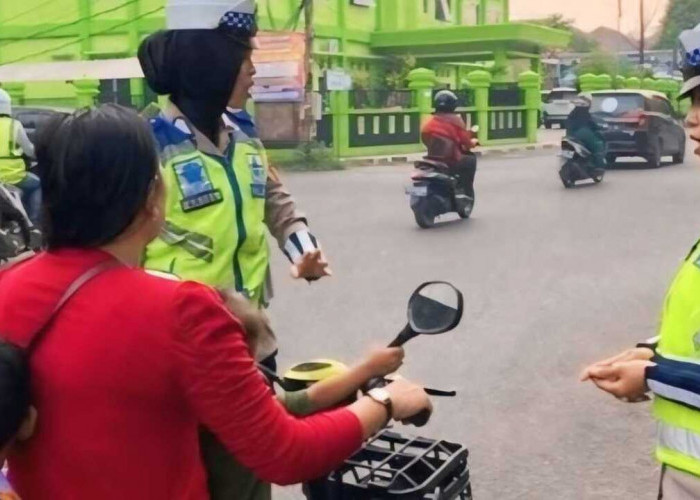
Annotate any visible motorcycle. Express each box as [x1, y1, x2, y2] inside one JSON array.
[[266, 282, 472, 499], [0, 182, 40, 265], [559, 126, 609, 189], [406, 128, 479, 229]]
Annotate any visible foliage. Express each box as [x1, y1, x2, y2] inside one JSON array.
[[270, 142, 343, 172], [575, 50, 635, 77], [529, 14, 599, 52], [383, 55, 417, 90], [656, 0, 700, 49]]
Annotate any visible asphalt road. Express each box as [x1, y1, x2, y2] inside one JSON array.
[[269, 144, 700, 499]]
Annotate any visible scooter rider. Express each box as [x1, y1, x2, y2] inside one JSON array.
[[0, 90, 40, 226], [565, 96, 606, 171], [421, 90, 478, 198], [580, 24, 700, 497]]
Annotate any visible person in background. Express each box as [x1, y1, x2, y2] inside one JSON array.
[[421, 90, 479, 199], [0, 90, 39, 226], [580, 25, 700, 498], [0, 341, 37, 500], [564, 96, 606, 171], [0, 104, 433, 500]]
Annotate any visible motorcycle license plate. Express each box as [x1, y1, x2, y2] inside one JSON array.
[[560, 150, 575, 159], [406, 185, 428, 197]]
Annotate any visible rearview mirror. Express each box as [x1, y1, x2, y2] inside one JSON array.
[[388, 282, 464, 347]]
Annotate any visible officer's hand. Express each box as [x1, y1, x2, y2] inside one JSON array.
[[580, 348, 654, 381], [586, 360, 654, 401], [291, 249, 333, 280]]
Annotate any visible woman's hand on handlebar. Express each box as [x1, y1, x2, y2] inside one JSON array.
[[385, 377, 432, 422], [349, 376, 432, 438]]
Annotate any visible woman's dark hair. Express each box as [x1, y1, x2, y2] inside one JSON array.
[[0, 340, 30, 449], [35, 104, 159, 249]]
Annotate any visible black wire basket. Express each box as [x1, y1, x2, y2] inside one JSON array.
[[306, 429, 472, 500]]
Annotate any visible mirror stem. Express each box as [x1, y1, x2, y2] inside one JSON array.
[[388, 324, 417, 348]]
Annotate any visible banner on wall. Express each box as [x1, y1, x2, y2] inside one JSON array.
[[251, 31, 306, 103]]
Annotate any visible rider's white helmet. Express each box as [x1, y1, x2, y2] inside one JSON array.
[[0, 89, 12, 116]]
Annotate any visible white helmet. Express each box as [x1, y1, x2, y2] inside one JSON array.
[[166, 0, 255, 30], [0, 89, 12, 116]]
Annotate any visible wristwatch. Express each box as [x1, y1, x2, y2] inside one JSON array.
[[367, 388, 393, 424]]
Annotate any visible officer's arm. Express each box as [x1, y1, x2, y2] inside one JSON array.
[[265, 167, 320, 262], [15, 121, 35, 159], [646, 354, 700, 408]]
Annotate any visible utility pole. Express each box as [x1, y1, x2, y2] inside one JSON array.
[[640, 0, 645, 67], [303, 0, 315, 143]]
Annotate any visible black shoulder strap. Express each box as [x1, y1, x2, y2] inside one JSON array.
[[27, 259, 122, 354]]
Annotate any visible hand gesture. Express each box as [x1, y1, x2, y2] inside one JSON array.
[[291, 249, 333, 280]]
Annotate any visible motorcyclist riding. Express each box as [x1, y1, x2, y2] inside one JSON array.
[[564, 96, 607, 171], [420, 90, 478, 198]]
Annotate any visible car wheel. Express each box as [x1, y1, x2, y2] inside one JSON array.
[[673, 138, 686, 164], [544, 120, 552, 129], [647, 139, 662, 168]]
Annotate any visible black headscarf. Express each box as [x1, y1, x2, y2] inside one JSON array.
[[138, 28, 251, 144]]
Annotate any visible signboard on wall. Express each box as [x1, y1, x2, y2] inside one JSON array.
[[251, 31, 306, 103], [326, 69, 353, 91]]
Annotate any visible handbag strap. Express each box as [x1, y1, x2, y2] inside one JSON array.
[[27, 259, 122, 354]]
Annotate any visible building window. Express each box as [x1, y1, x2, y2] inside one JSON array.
[[462, 0, 478, 25], [423, 0, 429, 13], [435, 0, 452, 21]]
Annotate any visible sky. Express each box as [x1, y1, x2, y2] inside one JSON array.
[[510, 0, 669, 36]]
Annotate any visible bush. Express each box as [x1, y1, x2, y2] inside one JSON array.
[[269, 142, 343, 172]]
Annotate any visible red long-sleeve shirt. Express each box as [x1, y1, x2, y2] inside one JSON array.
[[0, 248, 362, 499], [421, 113, 475, 164]]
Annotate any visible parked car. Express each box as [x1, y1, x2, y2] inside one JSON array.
[[541, 87, 578, 129], [582, 90, 686, 168], [12, 106, 72, 144]]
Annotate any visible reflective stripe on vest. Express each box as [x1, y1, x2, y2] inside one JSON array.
[[143, 124, 269, 304], [0, 117, 25, 185], [654, 239, 700, 476]]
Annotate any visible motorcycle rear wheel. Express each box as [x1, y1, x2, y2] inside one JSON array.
[[414, 207, 435, 228], [457, 196, 475, 219]]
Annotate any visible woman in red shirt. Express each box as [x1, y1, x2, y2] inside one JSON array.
[[0, 105, 432, 499]]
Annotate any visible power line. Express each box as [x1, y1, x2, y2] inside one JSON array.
[[0, 0, 140, 50], [0, 0, 59, 26], [0, 5, 164, 66]]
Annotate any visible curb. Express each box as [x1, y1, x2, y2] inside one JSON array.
[[340, 142, 560, 166]]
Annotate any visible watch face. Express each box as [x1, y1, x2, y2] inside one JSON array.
[[370, 388, 391, 405]]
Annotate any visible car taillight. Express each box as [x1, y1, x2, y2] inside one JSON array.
[[638, 114, 648, 128]]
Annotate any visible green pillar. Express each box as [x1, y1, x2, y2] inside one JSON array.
[[578, 73, 597, 93], [73, 79, 100, 107], [407, 68, 438, 127], [518, 71, 541, 144], [3, 83, 26, 106], [614, 75, 626, 90], [329, 90, 350, 158], [492, 49, 509, 82], [595, 74, 612, 91], [625, 77, 641, 89], [77, 0, 92, 57], [466, 70, 491, 144]]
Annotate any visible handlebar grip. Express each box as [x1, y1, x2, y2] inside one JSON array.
[[404, 408, 432, 427]]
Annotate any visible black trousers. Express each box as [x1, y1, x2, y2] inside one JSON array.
[[450, 154, 477, 198]]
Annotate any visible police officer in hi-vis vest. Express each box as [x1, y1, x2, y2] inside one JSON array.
[[0, 89, 40, 225], [581, 25, 700, 498], [138, 1, 331, 498]]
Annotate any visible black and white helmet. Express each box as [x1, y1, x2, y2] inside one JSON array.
[[434, 90, 459, 113], [679, 24, 700, 99]]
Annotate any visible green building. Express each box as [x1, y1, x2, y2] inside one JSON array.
[[0, 0, 569, 108]]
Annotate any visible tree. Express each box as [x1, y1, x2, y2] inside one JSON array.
[[656, 0, 700, 49], [575, 50, 648, 78], [529, 14, 599, 52]]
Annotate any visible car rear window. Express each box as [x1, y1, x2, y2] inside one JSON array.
[[591, 94, 644, 116]]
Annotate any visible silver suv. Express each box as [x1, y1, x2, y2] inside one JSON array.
[[541, 88, 578, 129]]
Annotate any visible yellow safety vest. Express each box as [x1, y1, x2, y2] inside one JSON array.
[[0, 117, 26, 185], [654, 239, 700, 476], [143, 119, 270, 305]]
